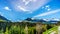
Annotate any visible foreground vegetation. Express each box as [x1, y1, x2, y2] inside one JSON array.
[[0, 20, 60, 34]]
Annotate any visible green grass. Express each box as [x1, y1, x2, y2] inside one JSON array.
[[43, 26, 58, 34]]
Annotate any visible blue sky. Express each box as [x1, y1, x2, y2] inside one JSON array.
[[0, 0, 60, 22]]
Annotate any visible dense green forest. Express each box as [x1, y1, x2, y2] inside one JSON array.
[[0, 18, 60, 34]]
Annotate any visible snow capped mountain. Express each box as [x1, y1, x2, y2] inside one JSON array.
[[43, 19, 50, 21], [25, 18, 60, 23], [50, 19, 60, 21]]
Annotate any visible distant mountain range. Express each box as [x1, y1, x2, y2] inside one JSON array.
[[25, 18, 60, 23], [0, 15, 59, 23]]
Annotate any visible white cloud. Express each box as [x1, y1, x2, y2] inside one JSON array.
[[0, 12, 4, 16], [4, 6, 11, 11], [32, 0, 37, 2], [42, 7, 44, 9], [45, 5, 50, 8], [23, 0, 30, 5], [45, 5, 51, 11], [33, 9, 60, 18], [17, 6, 29, 11], [22, 0, 37, 5], [42, 5, 50, 9], [47, 8, 50, 11], [11, 0, 51, 13], [42, 5, 51, 11]]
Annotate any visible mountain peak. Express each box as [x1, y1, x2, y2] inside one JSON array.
[[0, 15, 9, 21]]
